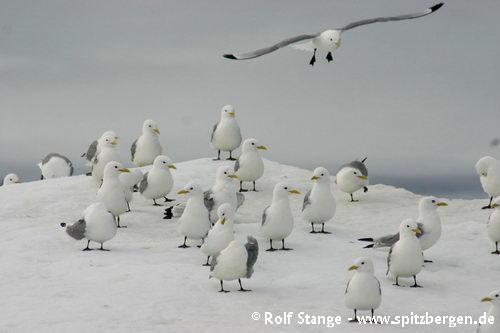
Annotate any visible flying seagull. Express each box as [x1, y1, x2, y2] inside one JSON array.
[[223, 3, 444, 66]]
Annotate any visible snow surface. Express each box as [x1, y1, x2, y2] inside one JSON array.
[[0, 158, 497, 332]]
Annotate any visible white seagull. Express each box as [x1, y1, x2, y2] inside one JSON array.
[[60, 202, 117, 251], [201, 203, 235, 266], [38, 153, 73, 179], [91, 132, 119, 184], [235, 138, 267, 192], [487, 197, 500, 255], [478, 290, 500, 333], [211, 105, 242, 161], [302, 167, 336, 234], [177, 182, 211, 248], [81, 130, 118, 174], [476, 156, 500, 209], [97, 161, 130, 228], [2, 173, 20, 185], [260, 182, 301, 251], [131, 119, 162, 167], [139, 155, 176, 206], [336, 158, 368, 202], [345, 257, 381, 322], [210, 236, 259, 293], [386, 219, 424, 287], [223, 3, 444, 65]]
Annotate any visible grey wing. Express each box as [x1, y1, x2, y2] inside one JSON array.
[[302, 189, 312, 211], [261, 206, 270, 226], [341, 3, 444, 31], [244, 236, 259, 278], [386, 245, 394, 275], [236, 192, 245, 208], [234, 159, 240, 172], [83, 140, 98, 161], [210, 123, 218, 143], [416, 222, 426, 239], [348, 161, 368, 176], [345, 279, 351, 294], [130, 139, 137, 161], [41, 152, 61, 165], [203, 190, 215, 212], [66, 218, 86, 240], [139, 172, 148, 193], [377, 278, 382, 295], [223, 34, 318, 60], [375, 233, 400, 247], [209, 255, 218, 272]]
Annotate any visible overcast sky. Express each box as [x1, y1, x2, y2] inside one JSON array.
[[0, 0, 499, 197]]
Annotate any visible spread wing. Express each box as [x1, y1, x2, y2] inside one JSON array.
[[341, 3, 444, 31], [139, 172, 148, 193], [223, 34, 318, 60], [130, 139, 137, 161], [210, 122, 218, 143], [302, 189, 312, 211]]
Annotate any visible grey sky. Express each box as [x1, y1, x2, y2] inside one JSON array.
[[0, 0, 499, 197]]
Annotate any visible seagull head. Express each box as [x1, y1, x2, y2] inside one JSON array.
[[481, 290, 500, 306], [153, 155, 176, 171], [420, 196, 448, 211], [311, 167, 330, 183], [273, 182, 301, 199], [3, 173, 20, 185], [242, 138, 267, 153], [177, 181, 202, 196], [399, 219, 421, 238], [102, 130, 118, 142], [221, 105, 236, 119], [216, 166, 238, 183], [99, 132, 118, 148], [104, 161, 130, 178], [143, 119, 160, 135], [320, 30, 342, 50], [339, 167, 367, 186], [217, 203, 234, 225], [348, 257, 374, 274]]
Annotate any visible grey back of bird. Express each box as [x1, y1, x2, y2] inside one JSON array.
[[65, 219, 86, 240], [244, 236, 259, 278]]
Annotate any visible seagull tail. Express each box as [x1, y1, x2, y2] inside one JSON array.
[[60, 223, 67, 227]]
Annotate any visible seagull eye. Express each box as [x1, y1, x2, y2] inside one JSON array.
[[330, 38, 333, 41], [114, 166, 118, 169], [251, 143, 255, 145], [284, 187, 288, 190], [432, 200, 436, 203], [496, 294, 499, 297], [190, 187, 193, 190], [321, 173, 324, 176], [407, 225, 410, 228], [361, 262, 364, 265], [354, 172, 357, 175]]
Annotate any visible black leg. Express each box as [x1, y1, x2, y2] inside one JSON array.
[[219, 280, 229, 293], [82, 240, 92, 251], [133, 184, 138, 192], [320, 223, 331, 234], [266, 239, 277, 252], [164, 197, 175, 202], [126, 201, 131, 212], [239, 181, 248, 192], [424, 259, 434, 263], [153, 199, 160, 206], [309, 48, 316, 66], [364, 186, 368, 193], [203, 256, 211, 266], [213, 150, 221, 161], [349, 309, 358, 323], [492, 242, 500, 255], [163, 207, 173, 220], [252, 181, 258, 192], [371, 309, 374, 319], [482, 196, 493, 209], [226, 151, 236, 161], [281, 239, 293, 251], [393, 276, 400, 286], [99, 243, 110, 251], [178, 236, 190, 248], [310, 222, 317, 233], [350, 193, 358, 202], [238, 278, 251, 292], [326, 51, 333, 62], [410, 275, 422, 288], [116, 216, 127, 228]]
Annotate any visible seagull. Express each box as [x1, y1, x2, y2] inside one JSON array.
[[223, 3, 444, 65], [235, 138, 267, 192], [38, 153, 73, 179], [131, 119, 162, 167], [478, 290, 500, 333], [91, 132, 119, 184], [302, 167, 336, 234], [97, 161, 130, 228], [359, 196, 447, 262], [139, 155, 176, 206], [487, 197, 500, 255], [119, 169, 143, 212], [2, 173, 20, 185], [260, 182, 301, 251], [60, 202, 117, 251], [336, 158, 368, 202], [211, 105, 242, 161], [201, 203, 235, 266], [386, 219, 424, 287], [476, 156, 500, 209], [176, 182, 211, 248], [345, 257, 381, 323], [210, 236, 259, 293], [81, 130, 118, 175]]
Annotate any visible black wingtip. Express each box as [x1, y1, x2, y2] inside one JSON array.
[[60, 223, 66, 227], [223, 54, 237, 60], [358, 237, 374, 242], [361, 157, 367, 163], [363, 244, 374, 249], [429, 2, 444, 12]]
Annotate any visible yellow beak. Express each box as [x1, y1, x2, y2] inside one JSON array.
[[228, 111, 235, 117], [311, 175, 319, 181], [111, 139, 118, 145], [482, 297, 493, 302], [220, 217, 226, 225], [348, 265, 359, 271], [177, 189, 190, 195], [257, 145, 268, 150], [437, 202, 448, 207], [413, 227, 422, 236], [168, 164, 176, 170], [358, 175, 368, 180], [228, 174, 239, 179], [15, 180, 21, 183], [288, 189, 301, 195], [492, 203, 499, 208], [154, 128, 160, 135], [119, 168, 130, 173]]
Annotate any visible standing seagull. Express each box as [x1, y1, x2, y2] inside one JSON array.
[[302, 167, 336, 234], [478, 290, 500, 333], [81, 130, 118, 175], [97, 162, 130, 228], [139, 155, 176, 206], [235, 138, 267, 192], [201, 203, 235, 266], [119, 169, 143, 212], [211, 105, 242, 161], [131, 119, 162, 167], [345, 257, 381, 323], [223, 3, 444, 65], [487, 197, 500, 255], [210, 236, 259, 293], [386, 219, 424, 287], [177, 182, 211, 248], [2, 173, 20, 185], [60, 202, 117, 251], [38, 153, 73, 179], [260, 182, 301, 251], [476, 156, 500, 209], [91, 132, 119, 184], [336, 158, 368, 202]]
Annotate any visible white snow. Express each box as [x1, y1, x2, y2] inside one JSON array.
[[0, 158, 497, 332]]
